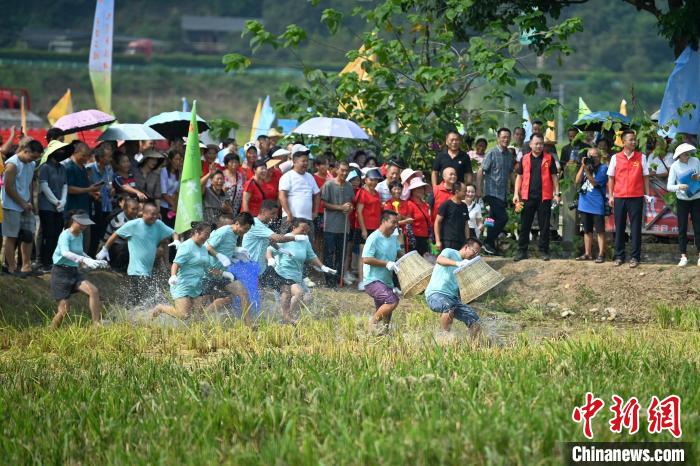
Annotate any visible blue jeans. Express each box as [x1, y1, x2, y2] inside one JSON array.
[[426, 292, 480, 327]]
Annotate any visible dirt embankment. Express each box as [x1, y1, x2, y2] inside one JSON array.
[[484, 258, 700, 322]]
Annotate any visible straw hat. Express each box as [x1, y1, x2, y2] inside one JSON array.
[[673, 142, 696, 160], [266, 157, 285, 170], [268, 127, 284, 138], [39, 139, 74, 165]]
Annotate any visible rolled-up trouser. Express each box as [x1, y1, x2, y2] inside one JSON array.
[[426, 292, 480, 327]]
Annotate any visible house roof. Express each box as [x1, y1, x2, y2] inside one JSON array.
[[181, 15, 261, 33]]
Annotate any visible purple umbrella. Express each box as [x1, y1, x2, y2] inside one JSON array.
[[54, 110, 116, 134]]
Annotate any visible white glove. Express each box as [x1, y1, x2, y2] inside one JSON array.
[[320, 265, 337, 275], [233, 247, 250, 261], [216, 253, 231, 268], [392, 287, 403, 298], [267, 257, 276, 267], [168, 275, 178, 286], [82, 258, 100, 269], [644, 195, 654, 202], [385, 261, 398, 272], [168, 239, 182, 249], [457, 257, 479, 268], [294, 234, 309, 242], [96, 247, 110, 261], [94, 260, 109, 269], [222, 271, 235, 282], [56, 201, 65, 212]]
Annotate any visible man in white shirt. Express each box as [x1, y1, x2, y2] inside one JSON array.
[[376, 159, 403, 203], [278, 144, 320, 228]]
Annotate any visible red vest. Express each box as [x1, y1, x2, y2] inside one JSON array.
[[520, 152, 554, 201], [612, 151, 644, 198]]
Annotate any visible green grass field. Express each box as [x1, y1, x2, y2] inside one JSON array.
[[1, 294, 698, 465]]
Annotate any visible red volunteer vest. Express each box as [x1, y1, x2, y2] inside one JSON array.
[[612, 151, 644, 198], [520, 152, 554, 201]]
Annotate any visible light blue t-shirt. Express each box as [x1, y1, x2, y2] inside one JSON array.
[[207, 225, 239, 260], [1, 154, 35, 212], [361, 229, 400, 287], [269, 235, 316, 283], [116, 218, 174, 277], [425, 248, 461, 299], [170, 238, 211, 299], [242, 217, 276, 276], [52, 229, 85, 267]]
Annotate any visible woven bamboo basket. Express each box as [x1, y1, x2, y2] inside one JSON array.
[[395, 251, 433, 298], [454, 256, 504, 303]]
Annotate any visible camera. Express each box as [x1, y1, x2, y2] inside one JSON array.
[[568, 201, 578, 211], [582, 156, 593, 167]]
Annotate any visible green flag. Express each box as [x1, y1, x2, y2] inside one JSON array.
[[175, 101, 203, 234], [578, 97, 591, 119]]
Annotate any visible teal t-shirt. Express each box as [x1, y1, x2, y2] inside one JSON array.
[[116, 218, 174, 277], [207, 225, 238, 259], [361, 229, 400, 287], [242, 217, 275, 276], [425, 248, 461, 299], [170, 238, 211, 299], [269, 235, 316, 283], [52, 229, 84, 267]]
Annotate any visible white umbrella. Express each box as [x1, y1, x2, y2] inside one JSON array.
[[293, 117, 369, 140], [98, 123, 166, 141]]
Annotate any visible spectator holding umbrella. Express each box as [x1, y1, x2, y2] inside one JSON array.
[[607, 130, 650, 268], [667, 143, 700, 266]]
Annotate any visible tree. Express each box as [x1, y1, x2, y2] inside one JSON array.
[[224, 0, 582, 168]]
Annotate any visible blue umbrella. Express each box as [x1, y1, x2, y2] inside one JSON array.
[[144, 111, 209, 141], [573, 111, 631, 131]]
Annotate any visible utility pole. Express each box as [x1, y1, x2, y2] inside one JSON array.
[[557, 83, 565, 143]]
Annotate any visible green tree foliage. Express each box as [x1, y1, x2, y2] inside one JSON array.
[[225, 1, 582, 167]]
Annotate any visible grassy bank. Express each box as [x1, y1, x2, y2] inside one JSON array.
[[1, 309, 698, 464]]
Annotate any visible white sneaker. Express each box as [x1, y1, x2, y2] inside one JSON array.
[[697, 256, 700, 266], [343, 272, 356, 284], [678, 256, 688, 267], [303, 277, 316, 288]]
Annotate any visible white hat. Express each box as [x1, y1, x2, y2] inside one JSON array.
[[271, 148, 290, 159], [349, 162, 361, 170], [243, 142, 258, 154], [407, 177, 428, 190], [291, 143, 310, 156], [400, 168, 423, 184], [673, 142, 697, 160]]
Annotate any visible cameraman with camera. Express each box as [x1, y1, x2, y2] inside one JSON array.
[[574, 148, 608, 263]]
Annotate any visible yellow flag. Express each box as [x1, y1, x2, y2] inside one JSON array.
[[339, 46, 377, 113], [614, 99, 627, 147], [545, 120, 556, 143], [619, 99, 627, 117], [47, 89, 73, 126], [249, 98, 262, 142]]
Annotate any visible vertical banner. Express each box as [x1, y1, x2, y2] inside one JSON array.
[[175, 101, 204, 234], [89, 0, 114, 114]]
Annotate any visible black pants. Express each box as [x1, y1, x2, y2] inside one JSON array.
[[39, 210, 64, 267], [676, 198, 700, 254], [518, 199, 552, 253], [89, 204, 110, 257], [323, 231, 346, 287], [483, 195, 508, 247], [613, 197, 643, 261], [414, 236, 430, 256]]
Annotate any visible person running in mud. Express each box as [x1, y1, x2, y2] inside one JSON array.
[[204, 212, 255, 322], [265, 218, 336, 323], [242, 200, 306, 281], [151, 222, 243, 320], [50, 212, 108, 328], [424, 237, 482, 337], [362, 210, 402, 335], [97, 201, 180, 304]]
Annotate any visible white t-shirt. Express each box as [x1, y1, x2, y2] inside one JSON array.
[[646, 152, 674, 175], [278, 170, 320, 220], [464, 200, 483, 229], [376, 180, 392, 203]]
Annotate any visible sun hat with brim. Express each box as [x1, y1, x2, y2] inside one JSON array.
[[271, 148, 290, 159], [673, 142, 697, 160], [266, 157, 285, 169], [243, 142, 259, 154], [139, 149, 166, 167], [400, 168, 423, 184], [407, 177, 428, 190], [71, 213, 95, 226], [346, 170, 360, 182], [268, 127, 284, 138], [40, 139, 74, 165], [365, 168, 383, 180]]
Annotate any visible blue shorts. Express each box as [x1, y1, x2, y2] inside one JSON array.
[[426, 292, 480, 327]]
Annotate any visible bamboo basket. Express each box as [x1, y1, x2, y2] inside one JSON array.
[[395, 251, 433, 298], [454, 256, 504, 303]]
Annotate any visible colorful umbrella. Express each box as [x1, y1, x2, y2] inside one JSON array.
[[293, 117, 369, 140], [144, 111, 209, 141], [54, 109, 116, 134], [98, 123, 165, 141]]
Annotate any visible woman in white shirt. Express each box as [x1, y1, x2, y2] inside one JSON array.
[[463, 183, 483, 239], [667, 143, 700, 266]]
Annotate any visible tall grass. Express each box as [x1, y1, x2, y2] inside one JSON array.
[[1, 314, 698, 465]]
